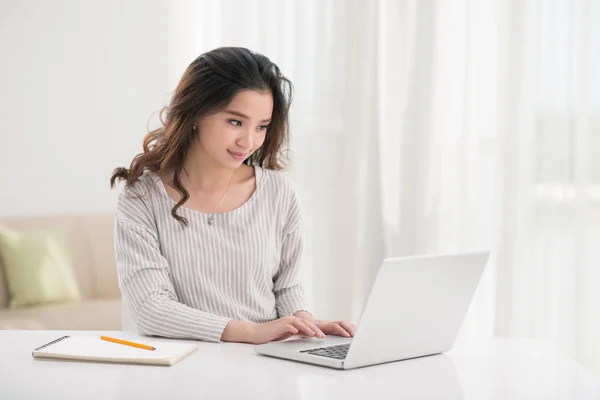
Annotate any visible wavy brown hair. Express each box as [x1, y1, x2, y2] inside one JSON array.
[[110, 47, 294, 227]]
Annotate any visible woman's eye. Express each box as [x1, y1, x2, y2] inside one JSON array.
[[258, 125, 269, 131], [229, 120, 242, 127]]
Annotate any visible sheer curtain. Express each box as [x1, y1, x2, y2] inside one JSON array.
[[168, 0, 600, 376], [494, 0, 600, 377]]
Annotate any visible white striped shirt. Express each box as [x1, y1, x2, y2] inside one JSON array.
[[114, 166, 309, 342]]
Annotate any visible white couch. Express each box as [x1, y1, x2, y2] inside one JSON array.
[[0, 213, 122, 330]]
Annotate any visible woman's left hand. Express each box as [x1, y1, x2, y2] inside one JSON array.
[[293, 311, 356, 338]]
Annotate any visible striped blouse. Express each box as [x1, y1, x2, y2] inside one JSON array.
[[114, 166, 309, 342]]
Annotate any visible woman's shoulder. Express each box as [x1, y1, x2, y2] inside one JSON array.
[[258, 167, 302, 219], [115, 171, 163, 226], [258, 167, 298, 197], [118, 171, 163, 201], [257, 168, 303, 232]]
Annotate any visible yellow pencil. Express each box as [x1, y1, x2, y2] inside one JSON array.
[[100, 335, 156, 351]]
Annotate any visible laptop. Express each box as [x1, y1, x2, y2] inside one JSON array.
[[255, 251, 490, 370]]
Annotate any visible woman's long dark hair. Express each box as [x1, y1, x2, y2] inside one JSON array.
[[110, 47, 294, 227]]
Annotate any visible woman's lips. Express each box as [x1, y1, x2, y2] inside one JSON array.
[[228, 150, 248, 160]]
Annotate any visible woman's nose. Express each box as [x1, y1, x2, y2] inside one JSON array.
[[237, 129, 254, 149]]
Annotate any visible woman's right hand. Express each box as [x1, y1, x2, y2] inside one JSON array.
[[250, 316, 327, 344], [221, 317, 325, 344]]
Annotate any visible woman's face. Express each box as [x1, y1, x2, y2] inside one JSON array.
[[196, 90, 273, 169]]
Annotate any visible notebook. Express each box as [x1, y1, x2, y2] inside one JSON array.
[[32, 335, 199, 366]]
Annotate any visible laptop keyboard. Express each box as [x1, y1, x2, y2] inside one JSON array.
[[300, 343, 350, 360]]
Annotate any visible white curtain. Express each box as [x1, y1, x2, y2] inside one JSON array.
[[169, 0, 600, 376]]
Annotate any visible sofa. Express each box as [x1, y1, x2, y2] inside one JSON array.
[[0, 213, 122, 330]]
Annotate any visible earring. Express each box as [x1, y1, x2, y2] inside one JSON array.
[[192, 124, 197, 131]]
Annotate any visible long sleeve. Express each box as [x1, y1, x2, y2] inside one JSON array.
[[115, 193, 231, 343], [273, 227, 309, 316], [272, 177, 310, 317]]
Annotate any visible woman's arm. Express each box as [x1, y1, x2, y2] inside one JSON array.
[[116, 219, 233, 342], [272, 227, 311, 316], [271, 176, 311, 317]]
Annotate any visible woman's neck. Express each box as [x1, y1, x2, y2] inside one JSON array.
[[179, 146, 236, 192]]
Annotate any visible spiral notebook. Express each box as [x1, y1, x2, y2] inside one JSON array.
[[32, 335, 199, 366]]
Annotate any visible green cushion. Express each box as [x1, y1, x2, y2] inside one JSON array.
[[0, 227, 81, 309]]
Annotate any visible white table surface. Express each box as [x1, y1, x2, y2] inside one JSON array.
[[1, 330, 599, 399]]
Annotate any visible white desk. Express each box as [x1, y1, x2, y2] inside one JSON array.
[[1, 330, 598, 399]]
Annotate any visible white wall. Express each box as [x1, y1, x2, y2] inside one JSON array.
[[0, 0, 170, 217]]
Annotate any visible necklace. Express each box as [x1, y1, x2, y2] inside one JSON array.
[[217, 170, 235, 208], [208, 170, 235, 225]]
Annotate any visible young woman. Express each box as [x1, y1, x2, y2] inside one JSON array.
[[110, 47, 355, 344]]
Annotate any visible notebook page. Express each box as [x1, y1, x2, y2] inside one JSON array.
[[36, 337, 197, 361]]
